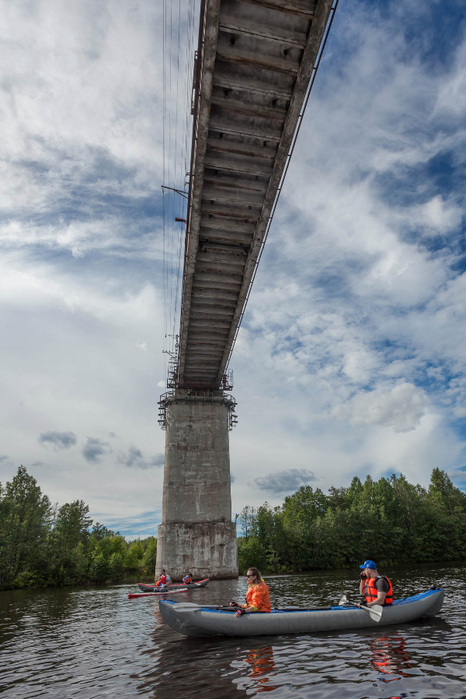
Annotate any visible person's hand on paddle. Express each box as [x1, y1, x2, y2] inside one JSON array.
[[230, 601, 248, 617]]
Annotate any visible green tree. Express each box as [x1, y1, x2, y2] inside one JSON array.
[[125, 540, 144, 573], [238, 506, 257, 539], [54, 500, 93, 549], [142, 537, 157, 576], [0, 466, 53, 586], [47, 500, 93, 585], [91, 523, 115, 540], [237, 536, 268, 575], [89, 552, 109, 583], [109, 552, 125, 582]]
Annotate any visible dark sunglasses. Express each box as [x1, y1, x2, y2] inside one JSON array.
[[245, 574, 255, 578]]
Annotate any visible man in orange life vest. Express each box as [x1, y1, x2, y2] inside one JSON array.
[[358, 560, 393, 608], [155, 569, 171, 587]]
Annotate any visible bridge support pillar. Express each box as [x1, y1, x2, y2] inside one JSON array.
[[156, 393, 238, 580]]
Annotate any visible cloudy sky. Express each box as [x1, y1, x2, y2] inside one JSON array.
[[1, 0, 466, 537]]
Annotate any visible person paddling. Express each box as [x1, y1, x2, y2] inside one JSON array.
[[358, 560, 393, 608], [230, 567, 271, 618], [156, 569, 171, 588], [183, 573, 193, 584]]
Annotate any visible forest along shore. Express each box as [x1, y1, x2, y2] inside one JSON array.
[[1, 465, 466, 590], [237, 468, 466, 574], [0, 466, 157, 590]]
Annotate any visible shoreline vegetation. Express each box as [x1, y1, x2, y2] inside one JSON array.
[[237, 467, 466, 575], [0, 466, 157, 591], [1, 466, 465, 591]]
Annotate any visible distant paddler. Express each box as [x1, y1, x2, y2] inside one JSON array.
[[230, 567, 271, 618], [183, 573, 193, 584], [156, 569, 172, 588], [358, 560, 393, 608]]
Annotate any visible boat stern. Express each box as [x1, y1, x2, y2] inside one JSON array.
[[420, 588, 444, 618]]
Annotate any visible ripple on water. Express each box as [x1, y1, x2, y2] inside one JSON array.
[[1, 567, 466, 698]]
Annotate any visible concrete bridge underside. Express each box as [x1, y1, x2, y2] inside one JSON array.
[[156, 0, 335, 580]]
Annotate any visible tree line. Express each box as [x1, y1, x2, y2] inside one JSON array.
[[237, 468, 466, 574], [2, 465, 465, 589], [0, 466, 157, 589]]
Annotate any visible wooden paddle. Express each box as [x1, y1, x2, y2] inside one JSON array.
[[338, 593, 383, 622]]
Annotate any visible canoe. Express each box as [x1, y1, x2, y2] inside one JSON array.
[[137, 578, 210, 592], [128, 588, 188, 599], [158, 588, 444, 637]]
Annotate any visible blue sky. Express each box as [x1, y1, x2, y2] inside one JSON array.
[[1, 0, 466, 537]]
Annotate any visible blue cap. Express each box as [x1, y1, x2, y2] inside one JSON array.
[[359, 560, 377, 569]]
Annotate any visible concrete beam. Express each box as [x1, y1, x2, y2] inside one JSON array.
[[238, 0, 317, 18], [200, 200, 262, 218], [220, 0, 309, 46], [216, 33, 302, 73], [177, 0, 335, 389], [203, 168, 270, 191], [214, 59, 296, 97], [213, 0, 334, 385]]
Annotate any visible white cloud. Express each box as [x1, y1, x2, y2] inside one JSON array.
[[434, 38, 466, 118], [416, 196, 463, 236], [348, 383, 429, 433]]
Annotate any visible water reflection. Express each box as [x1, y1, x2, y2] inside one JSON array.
[[243, 646, 277, 693], [369, 633, 413, 680], [1, 566, 466, 698]]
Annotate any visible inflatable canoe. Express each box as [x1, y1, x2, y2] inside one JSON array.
[[159, 588, 444, 637], [137, 578, 209, 593]]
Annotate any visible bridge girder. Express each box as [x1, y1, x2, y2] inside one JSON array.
[[177, 0, 335, 390]]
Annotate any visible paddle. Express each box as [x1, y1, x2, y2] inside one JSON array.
[[171, 602, 239, 613], [338, 594, 383, 622]]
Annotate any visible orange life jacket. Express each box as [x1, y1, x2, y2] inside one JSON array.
[[183, 575, 192, 584], [156, 575, 167, 587], [245, 581, 271, 612], [364, 575, 393, 605]]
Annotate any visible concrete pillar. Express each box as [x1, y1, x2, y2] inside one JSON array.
[[156, 392, 238, 580]]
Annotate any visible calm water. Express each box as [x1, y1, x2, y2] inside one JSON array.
[[0, 564, 464, 698]]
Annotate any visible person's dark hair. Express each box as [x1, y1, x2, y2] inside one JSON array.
[[247, 567, 263, 584]]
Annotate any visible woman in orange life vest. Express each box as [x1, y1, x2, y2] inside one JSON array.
[[230, 567, 271, 617], [183, 573, 193, 584], [358, 559, 393, 607]]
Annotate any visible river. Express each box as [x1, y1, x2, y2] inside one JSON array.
[[0, 564, 464, 698]]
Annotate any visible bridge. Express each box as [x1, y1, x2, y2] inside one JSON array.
[[156, 0, 337, 580]]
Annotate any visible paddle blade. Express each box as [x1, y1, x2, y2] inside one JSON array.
[[368, 604, 383, 622], [338, 594, 348, 606]]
